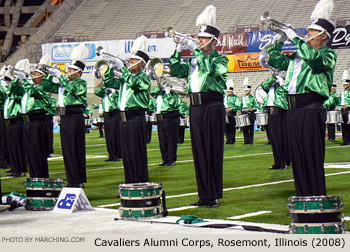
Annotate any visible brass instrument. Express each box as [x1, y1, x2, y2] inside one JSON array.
[[260, 11, 305, 38], [146, 58, 187, 95], [6, 65, 32, 79], [94, 46, 127, 79], [39, 64, 68, 75], [165, 27, 200, 46]]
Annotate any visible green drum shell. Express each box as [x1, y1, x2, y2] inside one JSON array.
[[119, 182, 162, 200], [25, 197, 57, 211], [289, 222, 345, 234], [288, 196, 344, 213], [25, 178, 64, 190], [119, 206, 162, 219]]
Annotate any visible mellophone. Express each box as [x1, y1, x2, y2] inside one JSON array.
[[24, 178, 64, 211], [118, 182, 167, 219], [288, 196, 346, 234]]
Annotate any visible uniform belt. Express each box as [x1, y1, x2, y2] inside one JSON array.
[[287, 93, 325, 110], [104, 109, 119, 118], [120, 109, 146, 122], [270, 107, 287, 115], [156, 110, 180, 121], [23, 112, 46, 123], [190, 92, 223, 106], [57, 106, 84, 116]]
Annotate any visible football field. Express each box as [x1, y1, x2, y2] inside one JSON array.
[[1, 128, 350, 230]]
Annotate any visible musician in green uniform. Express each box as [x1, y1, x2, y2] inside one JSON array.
[[169, 5, 228, 207], [224, 79, 240, 144], [151, 85, 181, 166], [21, 63, 51, 178], [177, 98, 189, 144], [240, 77, 258, 144], [266, 0, 337, 196], [103, 35, 151, 183], [323, 84, 339, 141], [95, 86, 121, 161], [44, 44, 88, 188], [339, 70, 350, 145]]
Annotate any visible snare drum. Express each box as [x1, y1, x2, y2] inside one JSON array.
[[85, 118, 93, 128], [255, 112, 268, 126], [180, 118, 189, 128], [118, 182, 163, 219], [288, 196, 346, 234], [326, 111, 343, 124], [148, 115, 157, 125], [235, 114, 251, 128], [24, 178, 64, 211], [225, 110, 230, 124], [93, 117, 104, 126]]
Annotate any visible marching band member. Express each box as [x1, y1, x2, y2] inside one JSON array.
[[170, 5, 228, 207], [323, 83, 339, 141], [44, 44, 88, 188], [2, 59, 29, 177], [177, 97, 189, 144], [151, 83, 181, 167], [240, 77, 257, 144], [224, 79, 240, 144], [266, 0, 337, 196], [94, 86, 122, 161], [261, 71, 290, 170], [339, 70, 350, 145], [103, 35, 151, 183], [21, 57, 52, 178]]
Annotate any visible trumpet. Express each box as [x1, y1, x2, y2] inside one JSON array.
[[260, 11, 305, 38], [94, 46, 128, 79], [6, 65, 32, 79], [165, 27, 200, 46], [39, 64, 68, 75], [146, 57, 187, 95]]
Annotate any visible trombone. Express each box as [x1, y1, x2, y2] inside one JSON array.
[[145, 58, 188, 95], [260, 11, 305, 38], [165, 27, 200, 46]]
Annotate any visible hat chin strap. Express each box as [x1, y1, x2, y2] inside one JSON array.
[[67, 69, 81, 77], [127, 59, 143, 72], [199, 36, 215, 49], [304, 30, 324, 43]]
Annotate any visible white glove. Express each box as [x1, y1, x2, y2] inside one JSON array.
[[281, 27, 298, 41], [49, 68, 61, 78], [184, 39, 197, 52], [164, 85, 170, 94], [176, 43, 185, 52], [113, 58, 124, 70], [16, 72, 26, 80], [275, 33, 288, 43]]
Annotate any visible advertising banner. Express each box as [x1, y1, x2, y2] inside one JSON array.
[[233, 52, 264, 71], [329, 25, 350, 48]]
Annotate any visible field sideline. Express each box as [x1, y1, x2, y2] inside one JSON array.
[[1, 128, 349, 230]]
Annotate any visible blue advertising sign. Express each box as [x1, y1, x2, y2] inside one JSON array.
[[247, 29, 306, 52]]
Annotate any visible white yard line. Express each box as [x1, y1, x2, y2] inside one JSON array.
[[227, 211, 272, 220], [167, 206, 198, 212]]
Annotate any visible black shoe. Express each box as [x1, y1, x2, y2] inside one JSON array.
[[159, 162, 167, 166], [190, 199, 208, 206], [207, 199, 220, 208], [67, 183, 84, 188], [104, 158, 113, 162], [269, 165, 280, 170], [5, 169, 13, 173], [167, 161, 176, 166], [112, 158, 121, 162], [280, 165, 287, 170], [13, 172, 26, 177]]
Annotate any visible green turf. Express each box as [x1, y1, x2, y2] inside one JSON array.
[[1, 129, 349, 230]]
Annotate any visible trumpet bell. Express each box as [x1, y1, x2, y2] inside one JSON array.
[[94, 60, 109, 79], [145, 58, 165, 80]]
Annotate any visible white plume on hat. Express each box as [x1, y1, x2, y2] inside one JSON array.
[[342, 70, 349, 81], [310, 0, 334, 21], [226, 79, 234, 90], [70, 44, 86, 61], [131, 35, 148, 55], [196, 5, 216, 27], [39, 54, 51, 66], [243, 77, 249, 87], [15, 59, 30, 74]]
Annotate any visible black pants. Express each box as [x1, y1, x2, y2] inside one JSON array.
[[341, 109, 350, 145], [0, 116, 9, 168], [23, 113, 49, 178], [225, 111, 236, 144], [242, 111, 255, 144], [6, 118, 27, 175], [98, 124, 104, 137], [119, 109, 148, 183], [268, 108, 290, 168], [46, 115, 54, 155], [287, 94, 326, 196], [157, 111, 180, 164], [60, 106, 86, 185], [190, 93, 224, 201], [104, 110, 122, 160], [327, 123, 336, 140]]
